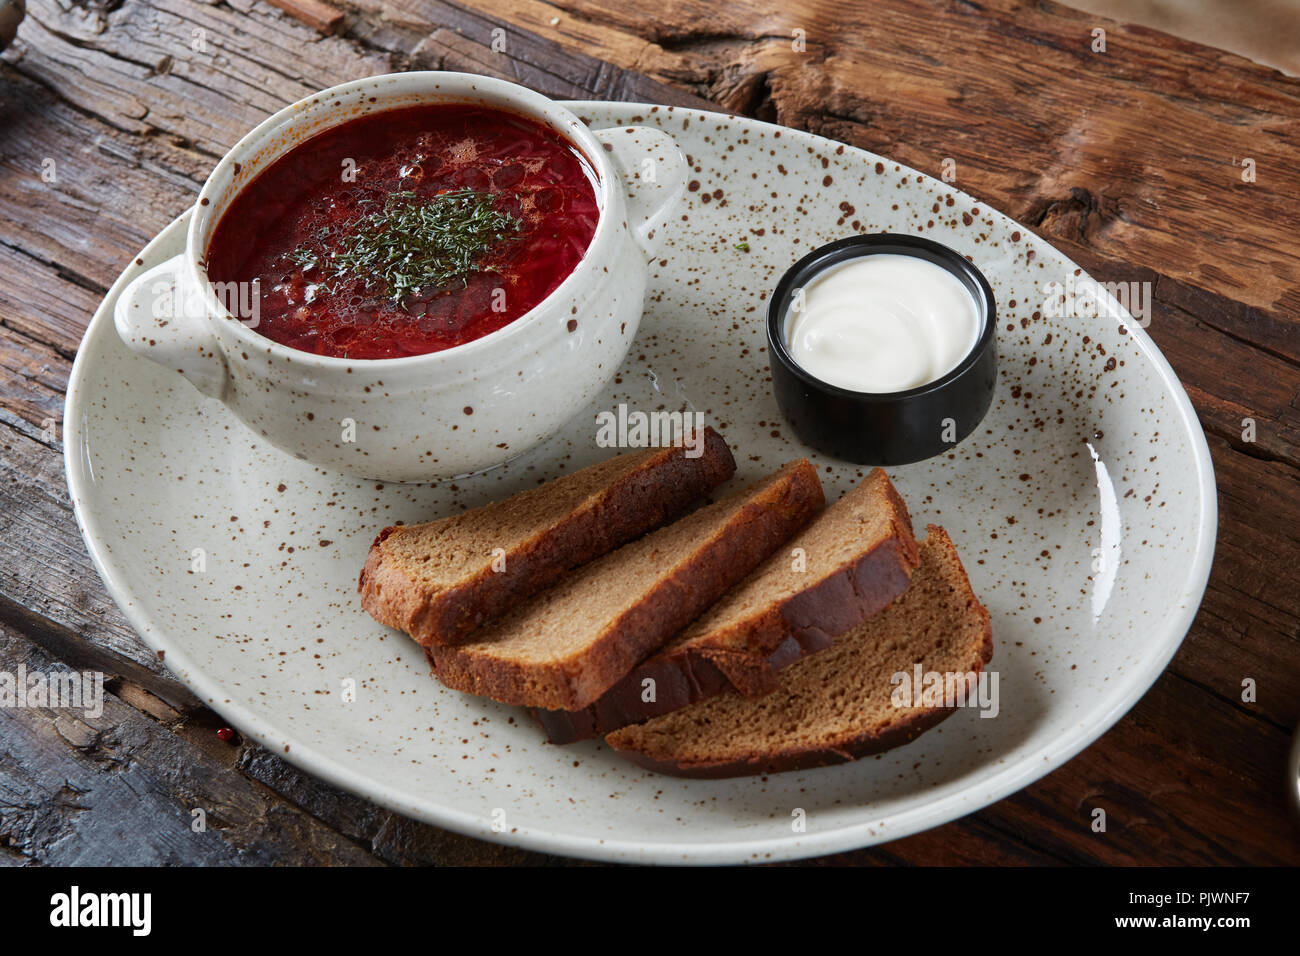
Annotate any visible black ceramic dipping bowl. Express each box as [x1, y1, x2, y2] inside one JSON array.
[[766, 233, 998, 466]]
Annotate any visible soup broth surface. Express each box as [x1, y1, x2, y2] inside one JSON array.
[[206, 105, 600, 359]]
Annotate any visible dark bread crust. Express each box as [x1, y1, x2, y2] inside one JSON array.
[[702, 472, 918, 693], [358, 429, 735, 646], [534, 536, 916, 743], [427, 460, 825, 711], [534, 470, 920, 743], [606, 526, 993, 778]]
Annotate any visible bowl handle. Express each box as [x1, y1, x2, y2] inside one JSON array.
[[593, 126, 687, 258], [113, 253, 229, 400]]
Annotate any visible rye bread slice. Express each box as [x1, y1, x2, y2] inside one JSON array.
[[426, 459, 824, 711], [359, 428, 735, 646], [606, 527, 993, 778], [534, 468, 920, 743]]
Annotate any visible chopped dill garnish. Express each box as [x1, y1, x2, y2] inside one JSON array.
[[734, 241, 750, 252], [289, 189, 521, 305]]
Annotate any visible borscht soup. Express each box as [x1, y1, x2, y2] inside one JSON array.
[[205, 104, 599, 360]]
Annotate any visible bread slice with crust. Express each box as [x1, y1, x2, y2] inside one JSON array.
[[359, 428, 735, 646], [534, 468, 920, 743], [606, 527, 992, 778], [427, 460, 824, 711]]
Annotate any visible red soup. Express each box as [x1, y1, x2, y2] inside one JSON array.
[[205, 105, 600, 360]]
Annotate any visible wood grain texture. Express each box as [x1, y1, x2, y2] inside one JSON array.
[[0, 0, 1296, 865], [267, 0, 345, 36]]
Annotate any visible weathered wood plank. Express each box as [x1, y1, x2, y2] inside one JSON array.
[[9, 0, 392, 153], [268, 0, 346, 36], [0, 241, 104, 358], [0, 324, 65, 430], [0, 70, 197, 289], [341, 0, 718, 108], [974, 668, 1300, 865]]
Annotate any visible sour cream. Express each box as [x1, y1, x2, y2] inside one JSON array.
[[784, 254, 983, 393]]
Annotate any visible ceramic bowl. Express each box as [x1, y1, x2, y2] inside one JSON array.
[[112, 72, 687, 482]]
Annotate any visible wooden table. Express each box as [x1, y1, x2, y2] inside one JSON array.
[[1, 0, 1296, 866]]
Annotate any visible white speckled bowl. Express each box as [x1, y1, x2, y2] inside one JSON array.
[[66, 102, 1216, 864], [111, 73, 687, 482]]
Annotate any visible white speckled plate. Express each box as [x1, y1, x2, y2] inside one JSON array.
[[65, 102, 1216, 864]]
